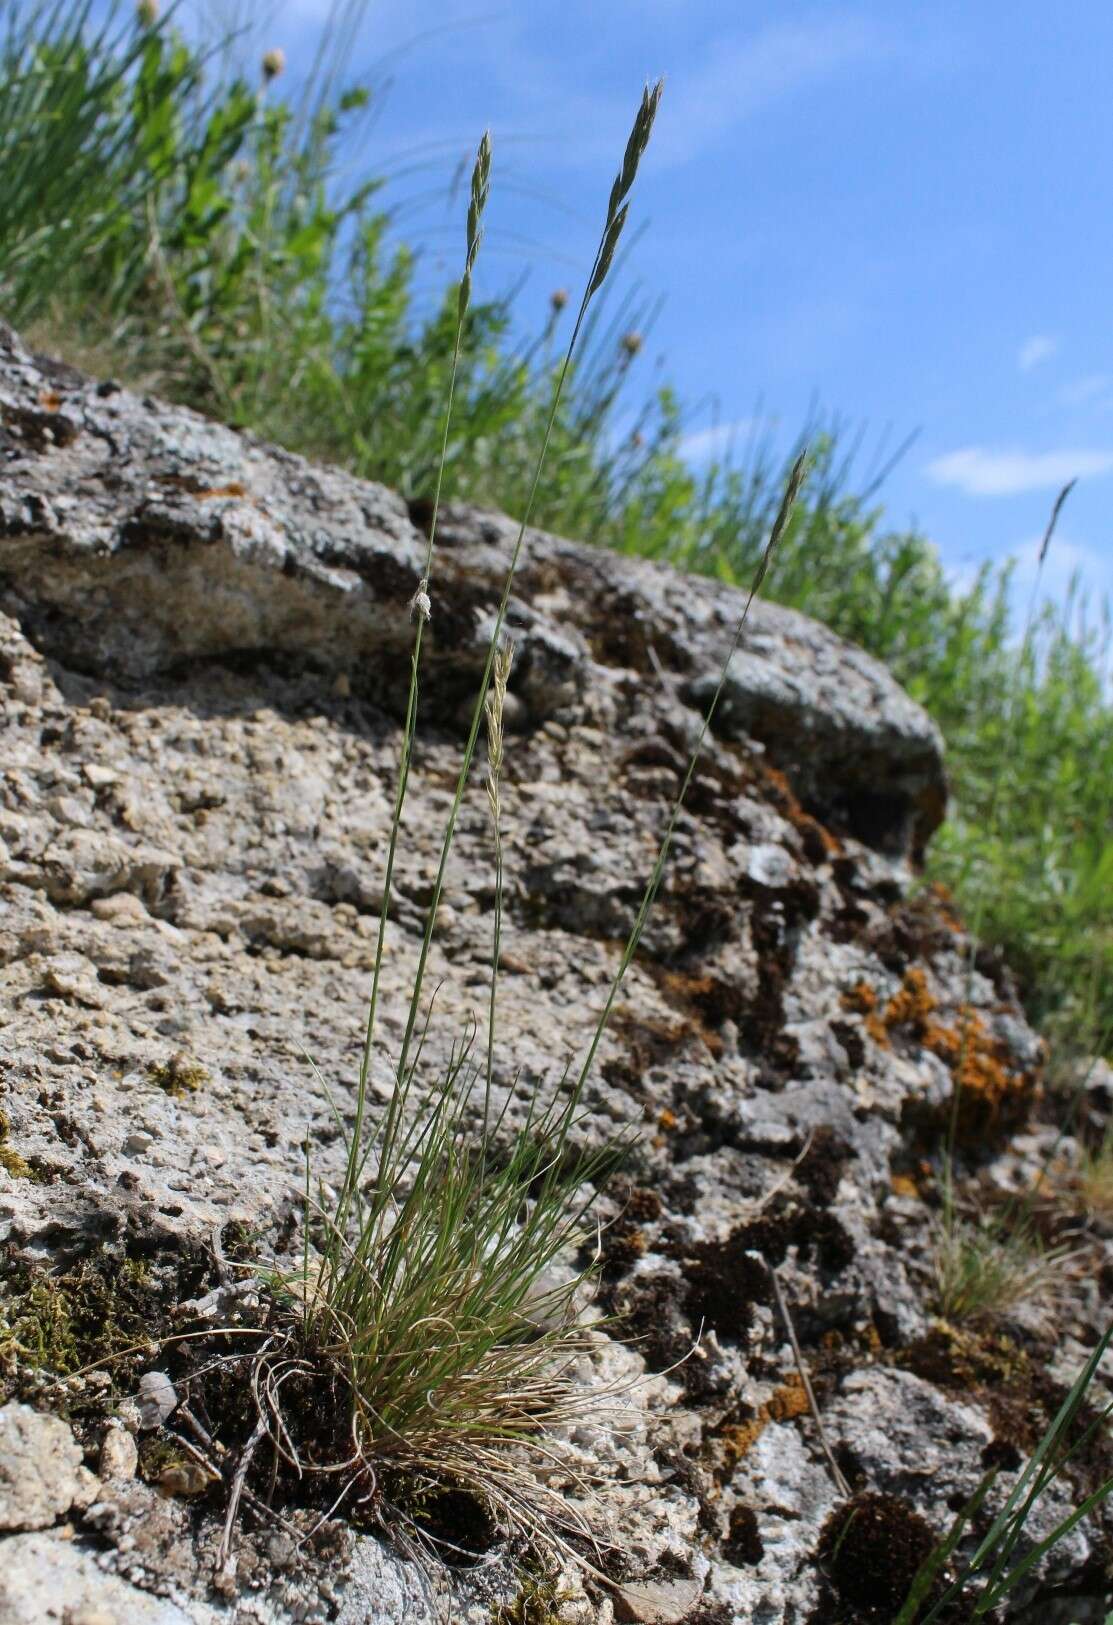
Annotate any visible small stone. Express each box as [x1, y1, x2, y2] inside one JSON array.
[[90, 893, 148, 925], [266, 1531, 296, 1567], [157, 1461, 214, 1496], [115, 1399, 142, 1435], [98, 1426, 138, 1482], [123, 1132, 153, 1155], [82, 763, 118, 789]]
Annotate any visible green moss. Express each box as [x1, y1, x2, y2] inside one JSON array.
[[490, 1575, 566, 1625], [148, 1055, 210, 1097], [0, 1145, 34, 1179], [0, 1253, 171, 1404], [0, 1110, 50, 1182], [904, 1320, 1030, 1392], [137, 1435, 191, 1482]]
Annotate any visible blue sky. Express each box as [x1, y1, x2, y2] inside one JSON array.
[[209, 0, 1112, 612]]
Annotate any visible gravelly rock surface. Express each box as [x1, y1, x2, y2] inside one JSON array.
[[0, 324, 1109, 1623]]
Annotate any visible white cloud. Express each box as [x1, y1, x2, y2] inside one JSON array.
[[678, 418, 758, 464], [1018, 334, 1058, 371], [926, 446, 1113, 497]]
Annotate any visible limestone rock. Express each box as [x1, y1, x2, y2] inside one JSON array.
[[0, 328, 1103, 1623]]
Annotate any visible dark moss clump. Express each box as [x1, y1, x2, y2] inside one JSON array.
[[817, 1491, 935, 1615], [677, 1198, 856, 1344], [723, 1503, 764, 1566], [795, 1126, 851, 1206], [606, 1271, 692, 1372], [598, 1220, 648, 1280], [904, 1322, 1029, 1393], [407, 1483, 499, 1567], [684, 1236, 771, 1340]]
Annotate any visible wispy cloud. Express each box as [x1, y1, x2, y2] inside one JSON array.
[[926, 445, 1113, 497], [1008, 531, 1113, 606], [1058, 374, 1113, 410], [1017, 334, 1058, 371], [678, 418, 758, 464], [657, 15, 890, 167]]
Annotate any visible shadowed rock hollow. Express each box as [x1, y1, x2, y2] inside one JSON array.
[[0, 324, 1109, 1623]]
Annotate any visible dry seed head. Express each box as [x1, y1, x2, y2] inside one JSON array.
[[745, 448, 809, 601], [485, 641, 515, 824], [261, 47, 286, 81], [550, 288, 569, 313], [136, 0, 159, 25], [409, 578, 432, 622], [620, 330, 643, 358]]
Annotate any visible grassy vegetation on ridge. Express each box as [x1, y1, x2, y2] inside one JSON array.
[[2, 0, 1109, 1061]]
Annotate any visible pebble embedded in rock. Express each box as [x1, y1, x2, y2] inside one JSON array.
[[98, 1426, 138, 1482], [613, 1576, 705, 1624]]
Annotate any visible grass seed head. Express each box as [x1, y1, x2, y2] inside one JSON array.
[[459, 130, 493, 320], [588, 80, 663, 301]]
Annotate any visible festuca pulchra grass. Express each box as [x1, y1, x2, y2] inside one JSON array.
[[113, 84, 804, 1589]]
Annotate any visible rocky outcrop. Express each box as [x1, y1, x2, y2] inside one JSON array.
[[0, 325, 1108, 1623]]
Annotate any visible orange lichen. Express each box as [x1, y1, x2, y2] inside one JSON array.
[[890, 1173, 921, 1200], [883, 965, 936, 1028], [925, 881, 964, 933], [841, 981, 877, 1015], [765, 1375, 809, 1422], [718, 1377, 811, 1467], [197, 482, 248, 500], [719, 1419, 766, 1466], [760, 763, 842, 859], [865, 1012, 891, 1048], [657, 1108, 678, 1132], [849, 967, 1034, 1136]]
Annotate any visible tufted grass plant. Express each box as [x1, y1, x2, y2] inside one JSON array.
[[1079, 1121, 1113, 1220], [271, 86, 682, 1558], [931, 1211, 1076, 1328], [261, 85, 811, 1564]]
